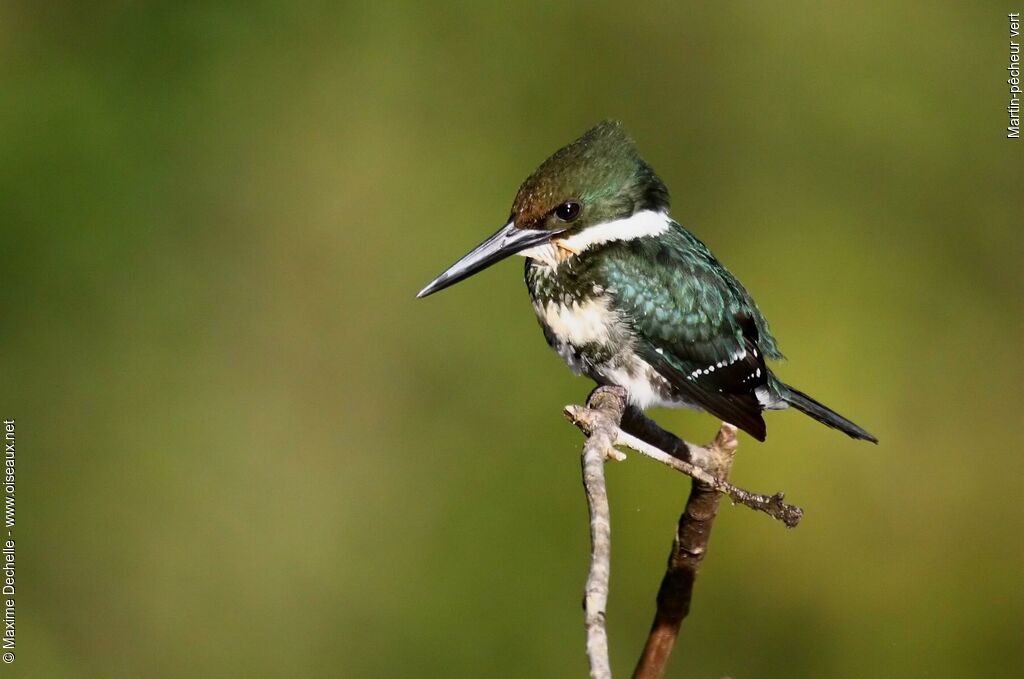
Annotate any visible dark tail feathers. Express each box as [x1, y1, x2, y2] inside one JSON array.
[[778, 383, 878, 443]]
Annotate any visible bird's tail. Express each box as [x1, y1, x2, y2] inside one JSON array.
[[777, 382, 878, 443]]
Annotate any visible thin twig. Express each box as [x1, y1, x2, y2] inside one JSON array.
[[614, 429, 802, 528], [571, 386, 627, 679], [565, 406, 803, 528]]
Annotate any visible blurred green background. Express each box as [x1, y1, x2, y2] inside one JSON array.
[[3, 1, 1022, 677]]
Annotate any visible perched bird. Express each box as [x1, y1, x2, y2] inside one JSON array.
[[417, 121, 876, 443]]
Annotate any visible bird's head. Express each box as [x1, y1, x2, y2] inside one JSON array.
[[417, 120, 669, 298]]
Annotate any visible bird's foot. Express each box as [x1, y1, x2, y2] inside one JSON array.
[[606, 446, 627, 462]]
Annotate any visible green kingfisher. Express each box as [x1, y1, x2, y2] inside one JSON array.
[[417, 121, 876, 443]]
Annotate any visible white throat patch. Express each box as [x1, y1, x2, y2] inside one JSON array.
[[518, 210, 671, 267]]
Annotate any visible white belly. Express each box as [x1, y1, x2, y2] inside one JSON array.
[[598, 360, 698, 410]]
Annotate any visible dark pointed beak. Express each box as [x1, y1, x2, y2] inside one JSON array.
[[416, 222, 560, 299]]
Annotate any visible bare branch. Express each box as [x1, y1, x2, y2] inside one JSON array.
[[565, 405, 803, 528], [565, 391, 806, 678], [632, 423, 737, 679], [614, 428, 802, 527], [566, 386, 628, 679]]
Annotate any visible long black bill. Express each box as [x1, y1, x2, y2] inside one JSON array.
[[416, 222, 559, 299]]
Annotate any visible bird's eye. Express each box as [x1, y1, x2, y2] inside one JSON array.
[[554, 201, 581, 222]]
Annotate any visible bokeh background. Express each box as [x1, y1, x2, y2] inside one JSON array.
[[3, 2, 1022, 677]]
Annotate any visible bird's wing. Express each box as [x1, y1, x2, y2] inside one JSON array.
[[599, 232, 772, 440]]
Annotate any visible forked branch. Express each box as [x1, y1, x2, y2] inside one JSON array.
[[564, 386, 803, 678]]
